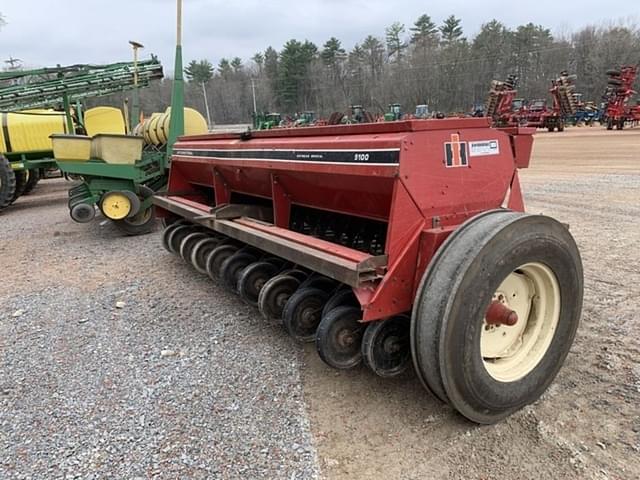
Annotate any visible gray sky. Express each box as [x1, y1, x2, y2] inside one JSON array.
[[1, 0, 638, 71]]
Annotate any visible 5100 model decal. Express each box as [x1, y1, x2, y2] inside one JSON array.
[[174, 148, 401, 165]]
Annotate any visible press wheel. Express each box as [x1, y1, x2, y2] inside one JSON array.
[[220, 251, 258, 291], [283, 287, 330, 342], [258, 275, 301, 322], [362, 315, 411, 377], [167, 225, 195, 254], [316, 306, 366, 370], [238, 261, 279, 306], [190, 237, 222, 274], [205, 244, 239, 281], [179, 232, 208, 262]]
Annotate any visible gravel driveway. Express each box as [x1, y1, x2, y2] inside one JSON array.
[[1, 182, 319, 479]]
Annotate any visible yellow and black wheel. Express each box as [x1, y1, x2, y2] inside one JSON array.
[[100, 190, 140, 221], [113, 186, 157, 236]]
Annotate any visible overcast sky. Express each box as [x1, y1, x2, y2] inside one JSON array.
[[1, 0, 638, 72]]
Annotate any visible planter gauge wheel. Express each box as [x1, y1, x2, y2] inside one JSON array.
[[283, 287, 330, 342]]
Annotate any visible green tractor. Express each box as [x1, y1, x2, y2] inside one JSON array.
[[253, 112, 282, 130], [328, 105, 375, 125], [294, 111, 316, 127], [384, 103, 403, 121]]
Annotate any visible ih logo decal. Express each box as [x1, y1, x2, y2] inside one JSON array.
[[444, 134, 468, 168]]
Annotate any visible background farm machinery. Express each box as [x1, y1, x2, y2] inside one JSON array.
[[1, 2, 209, 235], [0, 60, 163, 213], [484, 73, 578, 131], [154, 117, 583, 424], [602, 65, 640, 130], [484, 74, 521, 127]]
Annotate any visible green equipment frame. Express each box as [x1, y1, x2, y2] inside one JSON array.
[[1, 0, 187, 237]]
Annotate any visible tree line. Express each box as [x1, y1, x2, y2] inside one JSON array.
[[5, 11, 640, 124], [171, 16, 638, 124]]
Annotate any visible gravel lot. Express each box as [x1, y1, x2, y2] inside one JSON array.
[[1, 128, 639, 479], [1, 188, 319, 479]]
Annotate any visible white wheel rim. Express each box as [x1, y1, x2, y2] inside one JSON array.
[[481, 262, 561, 383]]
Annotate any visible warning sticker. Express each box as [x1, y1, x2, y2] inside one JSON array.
[[469, 140, 500, 157]]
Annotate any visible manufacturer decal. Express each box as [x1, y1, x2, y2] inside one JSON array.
[[173, 149, 400, 165], [469, 140, 500, 157], [444, 134, 468, 168]]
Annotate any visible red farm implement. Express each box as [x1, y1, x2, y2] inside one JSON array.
[[485, 74, 524, 127], [603, 65, 639, 130], [524, 72, 578, 132], [153, 118, 584, 424]]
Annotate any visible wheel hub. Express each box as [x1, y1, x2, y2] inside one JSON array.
[[482, 263, 561, 382], [336, 328, 356, 348], [101, 192, 132, 220]]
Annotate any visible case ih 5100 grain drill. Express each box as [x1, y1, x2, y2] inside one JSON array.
[[153, 118, 583, 424]]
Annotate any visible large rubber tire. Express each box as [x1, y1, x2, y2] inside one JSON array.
[[10, 170, 28, 204], [411, 211, 583, 424], [23, 169, 40, 195], [0, 155, 16, 211], [283, 287, 330, 342]]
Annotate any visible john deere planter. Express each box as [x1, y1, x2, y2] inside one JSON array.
[[0, 60, 164, 215]]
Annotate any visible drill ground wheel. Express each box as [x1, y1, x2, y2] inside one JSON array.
[[283, 287, 331, 342], [316, 306, 366, 370], [258, 274, 302, 322], [411, 211, 583, 424], [179, 232, 209, 262], [238, 261, 279, 306], [190, 237, 222, 274], [362, 315, 411, 378], [205, 244, 239, 281], [166, 225, 195, 254], [220, 251, 258, 291], [321, 288, 359, 318], [0, 155, 17, 211]]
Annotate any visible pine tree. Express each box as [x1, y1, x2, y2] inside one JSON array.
[[386, 22, 407, 62], [440, 15, 464, 44]]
